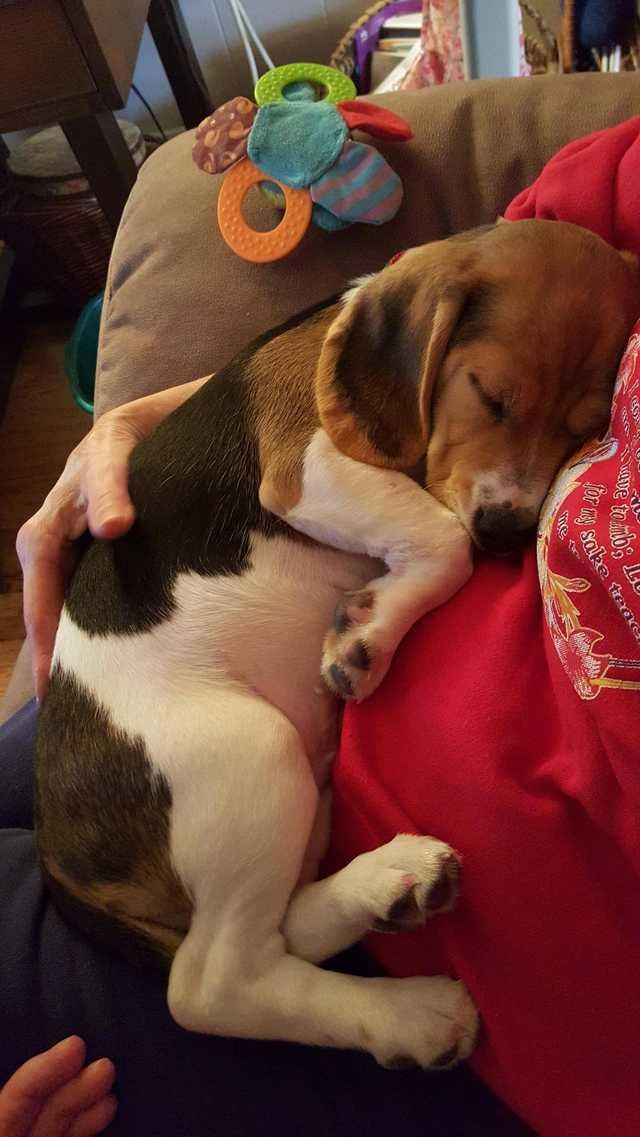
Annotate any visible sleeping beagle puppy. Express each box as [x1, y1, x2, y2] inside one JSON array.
[[36, 220, 638, 1071]]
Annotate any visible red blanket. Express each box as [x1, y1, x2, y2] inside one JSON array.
[[329, 117, 640, 1137]]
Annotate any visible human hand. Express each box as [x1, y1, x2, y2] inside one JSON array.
[[17, 377, 207, 700], [0, 1036, 116, 1137]]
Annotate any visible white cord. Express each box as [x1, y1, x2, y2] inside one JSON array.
[[228, 0, 259, 84], [235, 0, 275, 71], [225, 0, 275, 86]]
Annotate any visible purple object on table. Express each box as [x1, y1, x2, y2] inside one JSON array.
[[353, 0, 422, 93]]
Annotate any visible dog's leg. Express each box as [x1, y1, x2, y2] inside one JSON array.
[[271, 430, 473, 702], [167, 696, 477, 1069], [283, 834, 460, 963]]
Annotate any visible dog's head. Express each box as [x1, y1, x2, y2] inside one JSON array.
[[317, 220, 639, 552]]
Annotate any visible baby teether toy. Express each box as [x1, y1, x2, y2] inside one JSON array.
[[254, 62, 356, 107], [192, 62, 412, 264], [218, 159, 312, 262]]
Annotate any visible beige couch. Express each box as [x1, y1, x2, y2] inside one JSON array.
[[2, 73, 639, 723], [96, 74, 640, 415]]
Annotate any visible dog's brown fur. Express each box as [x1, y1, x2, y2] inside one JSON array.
[[37, 220, 639, 967], [313, 220, 639, 530], [37, 673, 191, 965]]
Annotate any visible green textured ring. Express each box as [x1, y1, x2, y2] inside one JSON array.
[[255, 63, 356, 107]]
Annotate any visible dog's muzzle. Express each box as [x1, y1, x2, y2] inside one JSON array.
[[472, 503, 537, 555]]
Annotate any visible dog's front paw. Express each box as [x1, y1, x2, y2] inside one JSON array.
[[321, 589, 390, 702], [372, 977, 479, 1071]]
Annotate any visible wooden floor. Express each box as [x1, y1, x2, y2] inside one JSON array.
[[0, 318, 89, 696]]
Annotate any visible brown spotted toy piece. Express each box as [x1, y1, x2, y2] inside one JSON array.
[[192, 97, 258, 175]]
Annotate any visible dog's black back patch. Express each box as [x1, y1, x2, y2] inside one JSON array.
[[66, 363, 268, 634], [65, 297, 337, 637]]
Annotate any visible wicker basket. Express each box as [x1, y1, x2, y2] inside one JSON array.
[[0, 122, 158, 308], [520, 1, 559, 74], [330, 1, 560, 85]]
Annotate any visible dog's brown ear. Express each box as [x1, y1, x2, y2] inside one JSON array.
[[315, 277, 468, 469], [620, 249, 639, 270]]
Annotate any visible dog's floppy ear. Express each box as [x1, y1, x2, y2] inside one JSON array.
[[315, 273, 469, 469]]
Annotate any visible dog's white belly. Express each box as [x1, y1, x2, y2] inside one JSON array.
[[54, 533, 374, 775]]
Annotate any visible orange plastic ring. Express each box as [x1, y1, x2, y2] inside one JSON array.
[[217, 159, 312, 263]]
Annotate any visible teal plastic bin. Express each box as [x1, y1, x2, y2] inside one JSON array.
[[64, 292, 103, 414]]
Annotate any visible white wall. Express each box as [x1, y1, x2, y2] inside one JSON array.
[[122, 0, 368, 136]]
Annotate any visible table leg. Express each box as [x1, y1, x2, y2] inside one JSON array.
[[0, 244, 21, 425], [62, 111, 138, 233], [148, 0, 212, 129], [0, 135, 9, 177]]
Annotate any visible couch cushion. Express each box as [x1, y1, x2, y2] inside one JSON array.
[[96, 74, 640, 415]]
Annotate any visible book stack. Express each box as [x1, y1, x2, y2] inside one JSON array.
[[371, 11, 422, 91]]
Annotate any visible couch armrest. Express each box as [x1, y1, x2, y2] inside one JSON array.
[[96, 74, 640, 415]]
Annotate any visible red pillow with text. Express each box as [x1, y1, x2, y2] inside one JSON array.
[[328, 116, 640, 1137]]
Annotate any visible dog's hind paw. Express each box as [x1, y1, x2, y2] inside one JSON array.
[[371, 977, 480, 1071], [340, 833, 461, 934], [371, 844, 461, 931]]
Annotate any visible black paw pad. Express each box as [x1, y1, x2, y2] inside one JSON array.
[[430, 1044, 459, 1069], [347, 640, 370, 671], [386, 888, 421, 925], [383, 1054, 420, 1071], [334, 606, 351, 635], [372, 888, 421, 933], [425, 856, 459, 913], [329, 663, 354, 699]]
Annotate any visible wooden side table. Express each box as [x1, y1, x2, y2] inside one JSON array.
[[0, 0, 212, 231]]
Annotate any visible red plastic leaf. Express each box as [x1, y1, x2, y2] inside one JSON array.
[[337, 100, 412, 142]]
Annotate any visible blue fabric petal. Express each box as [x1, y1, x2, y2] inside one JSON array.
[[248, 102, 348, 189], [312, 203, 352, 231]]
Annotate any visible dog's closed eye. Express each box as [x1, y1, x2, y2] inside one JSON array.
[[469, 373, 506, 423]]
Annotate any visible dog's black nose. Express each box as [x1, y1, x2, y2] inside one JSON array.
[[472, 503, 537, 554]]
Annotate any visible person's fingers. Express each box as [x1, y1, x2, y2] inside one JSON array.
[[15, 383, 205, 700], [66, 1095, 117, 1137], [17, 508, 84, 701], [31, 1060, 115, 1137], [82, 419, 138, 539], [82, 378, 209, 538], [0, 1037, 85, 1137], [24, 546, 77, 702]]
